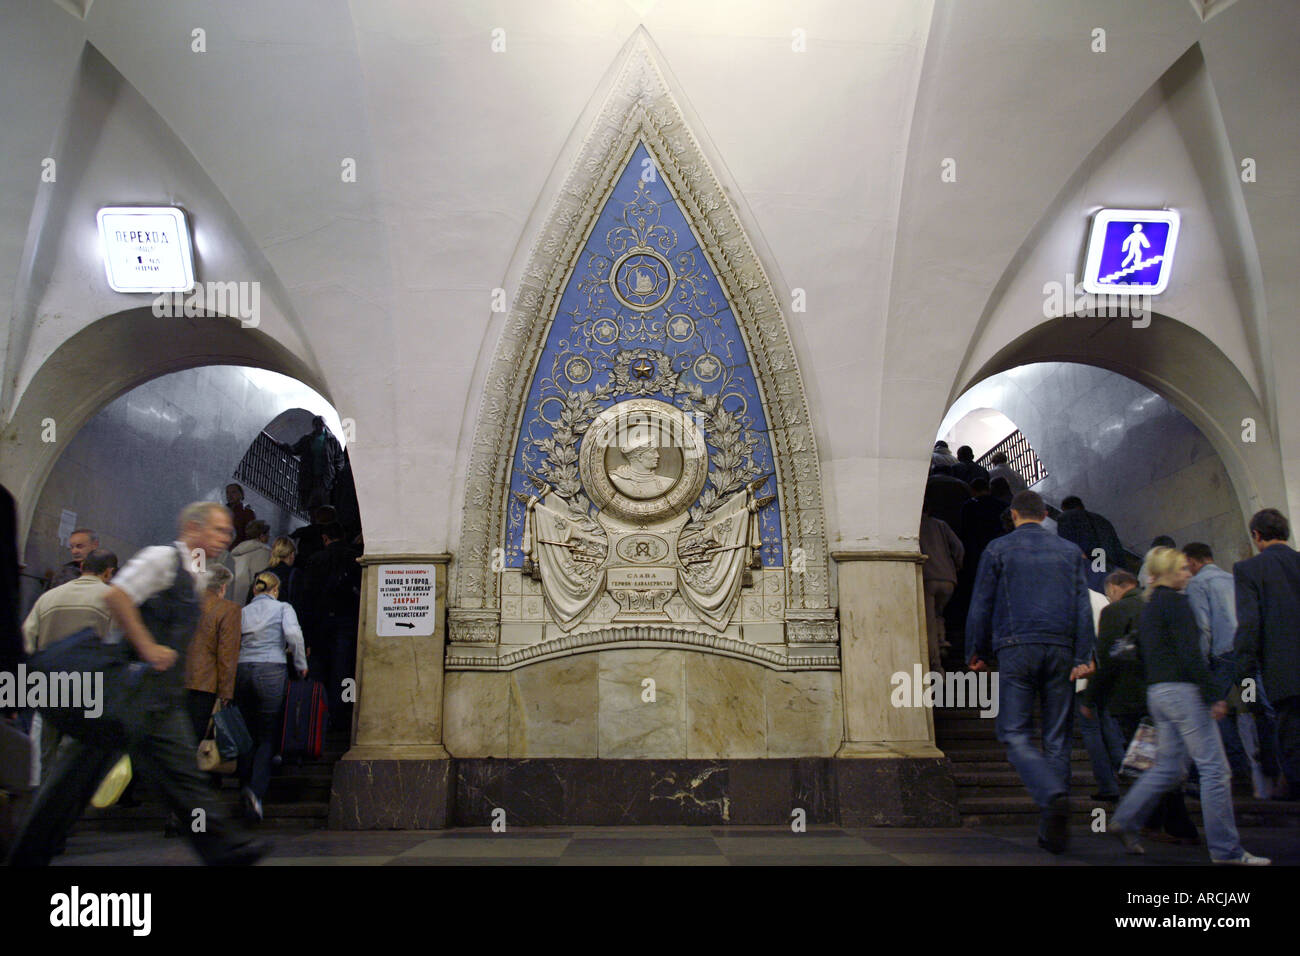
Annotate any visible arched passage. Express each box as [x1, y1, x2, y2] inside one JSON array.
[[952, 311, 1287, 533], [1, 305, 334, 551]]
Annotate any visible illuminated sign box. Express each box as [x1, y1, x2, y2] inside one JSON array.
[[1082, 208, 1180, 295], [97, 206, 195, 293]]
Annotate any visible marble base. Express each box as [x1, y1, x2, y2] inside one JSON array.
[[835, 757, 960, 827], [328, 756, 959, 828], [329, 756, 452, 830]]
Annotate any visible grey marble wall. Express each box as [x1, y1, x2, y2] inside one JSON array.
[[944, 362, 1250, 567], [20, 366, 341, 616]]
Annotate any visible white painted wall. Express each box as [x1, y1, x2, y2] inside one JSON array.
[[0, 0, 1295, 582]]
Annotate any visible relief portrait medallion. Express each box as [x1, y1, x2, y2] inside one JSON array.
[[579, 398, 708, 524]]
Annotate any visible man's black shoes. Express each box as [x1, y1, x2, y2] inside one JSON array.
[[1039, 795, 1070, 854]]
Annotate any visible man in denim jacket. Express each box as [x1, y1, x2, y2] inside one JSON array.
[[966, 490, 1096, 853]]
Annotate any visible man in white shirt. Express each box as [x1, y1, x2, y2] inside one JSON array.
[[9, 502, 270, 866]]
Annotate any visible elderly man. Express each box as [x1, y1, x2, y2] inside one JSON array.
[[966, 490, 1095, 854], [48, 528, 99, 589], [9, 502, 269, 866]]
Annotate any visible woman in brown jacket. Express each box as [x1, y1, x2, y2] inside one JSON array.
[[185, 564, 243, 743]]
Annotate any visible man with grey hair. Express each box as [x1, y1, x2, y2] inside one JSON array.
[[9, 502, 270, 866], [49, 528, 99, 589]]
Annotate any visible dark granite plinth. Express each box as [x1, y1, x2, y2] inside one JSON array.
[[835, 757, 961, 827], [330, 759, 452, 830], [327, 756, 958, 828], [446, 757, 954, 828]]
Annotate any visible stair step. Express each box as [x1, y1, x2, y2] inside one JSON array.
[[942, 748, 1092, 762]]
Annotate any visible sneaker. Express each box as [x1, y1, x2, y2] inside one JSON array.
[[1112, 826, 1145, 855], [1213, 851, 1271, 866]]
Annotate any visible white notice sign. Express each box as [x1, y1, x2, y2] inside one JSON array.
[[97, 206, 195, 293], [376, 565, 437, 636], [58, 509, 77, 547]]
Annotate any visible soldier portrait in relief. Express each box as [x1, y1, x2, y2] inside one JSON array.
[[607, 435, 677, 499]]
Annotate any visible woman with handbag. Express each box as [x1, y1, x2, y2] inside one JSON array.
[[1082, 568, 1197, 843], [1109, 548, 1268, 864], [236, 571, 308, 822]]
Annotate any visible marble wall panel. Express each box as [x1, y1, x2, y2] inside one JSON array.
[[685, 655, 766, 758], [443, 648, 843, 758], [836, 558, 932, 746], [765, 670, 843, 757], [508, 655, 599, 757], [443, 672, 509, 756], [597, 649, 687, 758]]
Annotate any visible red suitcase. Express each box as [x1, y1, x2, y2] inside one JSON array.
[[281, 679, 328, 760]]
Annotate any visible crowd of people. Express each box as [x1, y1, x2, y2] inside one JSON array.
[[924, 440, 1298, 862], [3, 477, 362, 865]]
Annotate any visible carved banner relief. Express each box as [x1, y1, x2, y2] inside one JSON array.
[[449, 35, 836, 671]]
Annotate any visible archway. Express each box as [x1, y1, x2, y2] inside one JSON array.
[[951, 311, 1286, 533], [1, 305, 332, 551]]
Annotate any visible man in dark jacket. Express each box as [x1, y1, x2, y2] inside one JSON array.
[[302, 522, 361, 727], [1083, 570, 1197, 840], [278, 416, 347, 512], [923, 473, 971, 535], [1056, 496, 1126, 592], [1233, 507, 1300, 799], [966, 490, 1095, 853], [951, 445, 990, 486]]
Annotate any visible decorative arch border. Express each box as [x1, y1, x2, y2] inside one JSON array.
[[450, 32, 832, 657], [446, 626, 839, 673]]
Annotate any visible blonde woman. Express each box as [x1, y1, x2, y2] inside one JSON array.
[[236, 571, 308, 822], [249, 536, 299, 606], [1110, 547, 1269, 864]]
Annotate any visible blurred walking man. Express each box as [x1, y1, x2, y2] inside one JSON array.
[[8, 502, 270, 866]]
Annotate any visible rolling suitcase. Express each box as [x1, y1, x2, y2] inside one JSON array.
[[281, 679, 328, 761]]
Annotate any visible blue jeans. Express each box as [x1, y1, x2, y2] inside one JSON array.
[[1078, 695, 1125, 797], [995, 644, 1076, 814], [1113, 683, 1243, 861], [234, 662, 287, 800]]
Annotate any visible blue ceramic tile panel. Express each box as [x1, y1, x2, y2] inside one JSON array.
[[505, 142, 782, 567]]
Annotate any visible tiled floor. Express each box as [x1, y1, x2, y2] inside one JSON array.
[[52, 825, 1300, 866]]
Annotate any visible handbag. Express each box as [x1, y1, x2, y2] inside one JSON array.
[[25, 626, 151, 748], [90, 755, 133, 808], [212, 704, 254, 759], [197, 722, 237, 773], [1120, 717, 1159, 777]]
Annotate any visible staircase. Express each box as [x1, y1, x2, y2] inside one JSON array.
[[78, 728, 349, 833], [935, 702, 1300, 829]]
